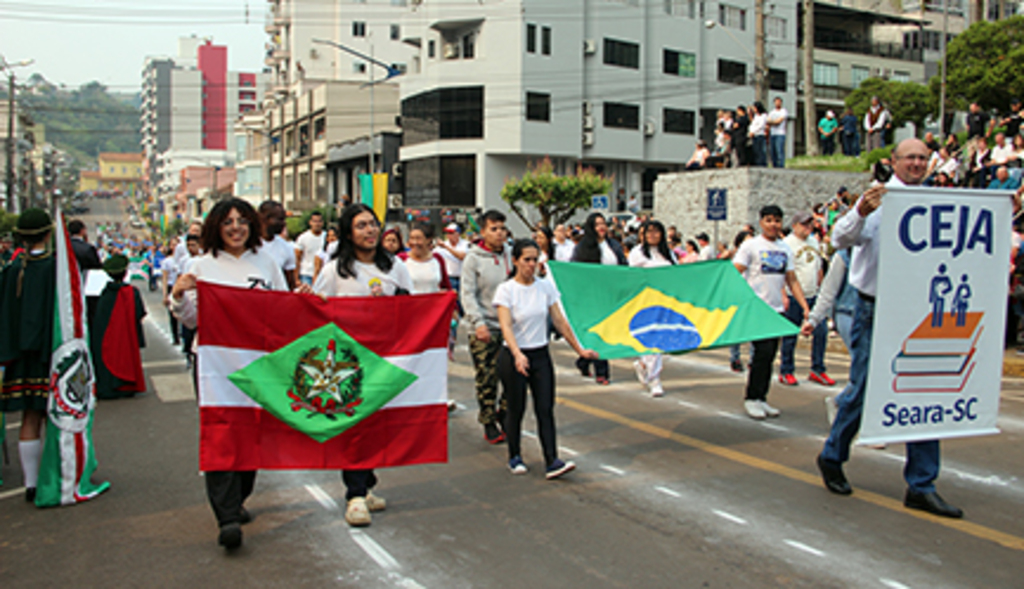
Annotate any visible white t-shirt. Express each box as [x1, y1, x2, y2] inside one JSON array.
[[160, 256, 179, 288], [554, 240, 576, 263], [749, 113, 768, 136], [262, 235, 297, 273], [783, 233, 822, 298], [404, 255, 444, 294], [434, 239, 468, 278], [318, 241, 338, 265], [492, 278, 560, 351], [768, 107, 788, 136], [295, 230, 325, 277], [628, 246, 675, 268], [313, 257, 413, 297], [734, 235, 793, 312], [189, 249, 289, 292], [991, 143, 1015, 165], [599, 240, 618, 266]]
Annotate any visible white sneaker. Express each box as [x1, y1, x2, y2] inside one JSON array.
[[345, 497, 371, 527], [760, 400, 781, 417], [650, 380, 664, 397], [633, 360, 648, 386], [744, 400, 766, 420]]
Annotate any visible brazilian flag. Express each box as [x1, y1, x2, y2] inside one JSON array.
[[549, 260, 798, 360]]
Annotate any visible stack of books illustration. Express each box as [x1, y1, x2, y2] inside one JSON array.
[[891, 312, 982, 393]]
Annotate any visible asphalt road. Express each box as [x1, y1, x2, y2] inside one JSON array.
[[2, 198, 1024, 588]]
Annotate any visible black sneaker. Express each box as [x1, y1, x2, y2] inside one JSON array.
[[238, 507, 252, 525], [25, 487, 36, 503], [218, 523, 243, 550], [546, 459, 576, 480], [484, 423, 506, 444], [730, 360, 744, 373]]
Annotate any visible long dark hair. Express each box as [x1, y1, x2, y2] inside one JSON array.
[[573, 212, 606, 264], [332, 203, 393, 278], [534, 226, 554, 260], [508, 238, 540, 279], [201, 198, 263, 257], [640, 220, 675, 264]]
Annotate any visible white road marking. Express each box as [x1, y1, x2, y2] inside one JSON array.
[[600, 465, 627, 476], [677, 400, 701, 409], [879, 578, 912, 589], [304, 484, 339, 511], [711, 509, 748, 525], [559, 446, 579, 456], [0, 487, 26, 500], [760, 422, 790, 432], [654, 486, 682, 498], [394, 577, 426, 589], [716, 410, 743, 420], [784, 539, 826, 557], [350, 529, 400, 570], [523, 430, 538, 438], [142, 359, 188, 370], [6, 421, 21, 430]]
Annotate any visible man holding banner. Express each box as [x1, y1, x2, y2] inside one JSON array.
[[813, 138, 1010, 519]]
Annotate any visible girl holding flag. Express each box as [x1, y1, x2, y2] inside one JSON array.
[[627, 220, 678, 397], [572, 213, 626, 384]]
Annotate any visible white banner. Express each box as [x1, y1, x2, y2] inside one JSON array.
[[860, 187, 1011, 445]]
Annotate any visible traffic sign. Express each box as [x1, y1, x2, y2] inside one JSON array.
[[592, 194, 610, 210], [707, 188, 727, 221]]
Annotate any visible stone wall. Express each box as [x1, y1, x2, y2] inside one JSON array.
[[653, 168, 871, 244]]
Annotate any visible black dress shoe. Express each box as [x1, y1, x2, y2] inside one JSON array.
[[218, 523, 243, 549], [904, 489, 963, 519], [238, 507, 252, 525], [817, 454, 852, 495], [25, 487, 36, 503]]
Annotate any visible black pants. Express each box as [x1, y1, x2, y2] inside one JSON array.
[[746, 337, 780, 401], [576, 357, 609, 379], [205, 470, 256, 527], [341, 469, 377, 500], [499, 346, 558, 466]]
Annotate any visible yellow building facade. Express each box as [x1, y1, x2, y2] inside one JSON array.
[[79, 153, 145, 194]]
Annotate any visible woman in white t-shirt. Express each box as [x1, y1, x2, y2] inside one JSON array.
[[312, 227, 338, 282], [169, 198, 288, 552], [397, 223, 451, 294], [626, 220, 677, 397], [494, 239, 598, 480]]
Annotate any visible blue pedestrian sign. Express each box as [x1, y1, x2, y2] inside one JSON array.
[[707, 188, 727, 221], [592, 194, 610, 210]]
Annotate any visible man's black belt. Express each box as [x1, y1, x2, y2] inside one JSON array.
[[858, 291, 876, 303]]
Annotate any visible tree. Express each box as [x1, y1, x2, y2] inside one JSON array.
[[929, 16, 1024, 114], [500, 157, 613, 228], [845, 77, 931, 137]]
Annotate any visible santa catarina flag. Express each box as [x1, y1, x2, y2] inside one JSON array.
[[548, 260, 798, 361], [197, 283, 456, 471], [36, 210, 111, 507]]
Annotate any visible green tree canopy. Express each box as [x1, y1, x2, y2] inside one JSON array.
[[931, 16, 1024, 113], [845, 78, 931, 136], [500, 157, 613, 228]]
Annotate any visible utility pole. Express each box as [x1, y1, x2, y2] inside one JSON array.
[[754, 0, 768, 107], [939, 0, 949, 137], [369, 41, 376, 175], [802, 0, 818, 156], [5, 69, 14, 213]]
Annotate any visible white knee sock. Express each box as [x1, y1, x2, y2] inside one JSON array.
[[19, 439, 42, 489]]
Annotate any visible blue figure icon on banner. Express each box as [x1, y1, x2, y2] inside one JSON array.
[[952, 274, 972, 327], [929, 264, 953, 327]]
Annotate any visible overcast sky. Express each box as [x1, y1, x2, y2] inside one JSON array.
[[2, 0, 267, 92]]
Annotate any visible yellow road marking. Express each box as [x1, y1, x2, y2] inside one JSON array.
[[558, 397, 1024, 552]]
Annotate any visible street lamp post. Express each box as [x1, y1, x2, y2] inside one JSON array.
[[2, 57, 34, 214]]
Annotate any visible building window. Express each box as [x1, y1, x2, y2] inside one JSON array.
[[314, 117, 326, 140], [352, 21, 366, 37], [717, 59, 746, 85], [542, 26, 551, 55], [405, 155, 476, 207], [766, 16, 786, 39], [401, 86, 485, 146], [663, 0, 695, 17], [718, 4, 746, 30], [891, 71, 911, 82], [604, 102, 640, 129], [663, 49, 696, 77], [390, 62, 408, 74], [769, 68, 787, 91], [353, 61, 367, 74], [527, 23, 537, 53], [813, 62, 839, 87], [663, 108, 695, 135], [428, 40, 435, 58], [603, 38, 640, 69], [851, 65, 870, 88], [526, 92, 551, 122], [463, 34, 475, 59], [390, 24, 400, 40]]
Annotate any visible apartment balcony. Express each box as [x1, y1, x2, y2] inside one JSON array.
[[274, 47, 291, 61]]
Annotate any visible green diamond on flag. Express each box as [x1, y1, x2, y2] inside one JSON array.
[[228, 323, 417, 443]]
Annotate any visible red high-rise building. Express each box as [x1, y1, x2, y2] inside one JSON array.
[[197, 41, 227, 150]]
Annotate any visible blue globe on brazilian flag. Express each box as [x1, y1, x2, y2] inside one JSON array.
[[548, 260, 797, 359]]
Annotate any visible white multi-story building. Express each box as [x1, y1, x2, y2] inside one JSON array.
[[396, 0, 798, 225]]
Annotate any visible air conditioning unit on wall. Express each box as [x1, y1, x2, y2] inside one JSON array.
[[391, 162, 403, 177], [583, 39, 597, 55], [582, 131, 595, 146], [583, 100, 593, 116], [644, 121, 656, 136], [387, 193, 402, 209], [583, 115, 595, 130]]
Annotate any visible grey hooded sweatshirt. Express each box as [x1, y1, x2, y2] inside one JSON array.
[[459, 241, 513, 332]]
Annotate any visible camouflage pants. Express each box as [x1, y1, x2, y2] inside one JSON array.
[[469, 329, 505, 425]]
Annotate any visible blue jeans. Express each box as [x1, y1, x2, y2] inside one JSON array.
[[780, 295, 827, 375], [752, 136, 767, 167], [821, 296, 940, 493], [300, 274, 313, 286], [770, 135, 786, 168], [834, 310, 853, 350], [729, 342, 754, 364], [841, 133, 860, 156], [821, 136, 835, 156]]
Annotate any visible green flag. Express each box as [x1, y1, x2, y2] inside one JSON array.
[[548, 260, 798, 360], [228, 323, 417, 443]]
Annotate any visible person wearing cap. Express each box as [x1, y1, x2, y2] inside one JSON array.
[[435, 222, 469, 298], [90, 254, 148, 400], [818, 110, 839, 156], [778, 211, 833, 387], [0, 208, 56, 502], [732, 205, 809, 419]]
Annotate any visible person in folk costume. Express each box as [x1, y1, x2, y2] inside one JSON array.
[[0, 209, 57, 502], [90, 254, 147, 400]]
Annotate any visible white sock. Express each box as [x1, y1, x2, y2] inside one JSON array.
[[19, 439, 42, 489]]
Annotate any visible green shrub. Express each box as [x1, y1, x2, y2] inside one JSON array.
[[863, 146, 894, 167]]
